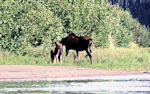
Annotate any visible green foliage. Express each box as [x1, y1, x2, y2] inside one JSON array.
[[47, 0, 148, 48], [0, 0, 63, 56], [131, 20, 149, 47], [0, 0, 148, 57]]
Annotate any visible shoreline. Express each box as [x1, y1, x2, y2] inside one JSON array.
[[0, 65, 147, 81], [0, 74, 150, 82]]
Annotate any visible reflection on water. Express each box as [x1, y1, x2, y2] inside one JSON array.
[[0, 75, 150, 94]]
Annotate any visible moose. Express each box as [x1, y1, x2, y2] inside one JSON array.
[[50, 42, 63, 63], [59, 33, 92, 64]]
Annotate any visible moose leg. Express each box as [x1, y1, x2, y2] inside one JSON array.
[[66, 49, 69, 56], [58, 55, 62, 63], [56, 49, 61, 63], [50, 51, 54, 63], [85, 47, 92, 57], [58, 52, 62, 63], [51, 57, 54, 63], [86, 49, 92, 64], [76, 51, 79, 59], [89, 40, 92, 53], [53, 56, 57, 64], [89, 46, 92, 53], [75, 51, 79, 63], [60, 49, 63, 63], [55, 55, 59, 63]]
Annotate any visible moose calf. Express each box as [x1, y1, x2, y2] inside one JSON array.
[[50, 42, 63, 63]]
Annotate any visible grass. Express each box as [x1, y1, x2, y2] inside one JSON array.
[[0, 47, 150, 71]]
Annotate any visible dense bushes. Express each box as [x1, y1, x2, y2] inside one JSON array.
[[0, 0, 149, 57], [0, 0, 63, 56]]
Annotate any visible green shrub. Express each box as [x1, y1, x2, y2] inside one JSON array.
[[0, 0, 148, 57], [0, 0, 63, 56], [48, 0, 148, 47]]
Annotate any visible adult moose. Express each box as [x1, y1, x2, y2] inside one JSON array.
[[60, 33, 92, 64]]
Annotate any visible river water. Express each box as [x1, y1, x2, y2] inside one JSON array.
[[0, 74, 150, 94]]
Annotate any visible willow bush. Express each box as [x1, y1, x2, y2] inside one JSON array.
[[0, 0, 63, 56], [48, 0, 148, 47], [0, 0, 148, 57]]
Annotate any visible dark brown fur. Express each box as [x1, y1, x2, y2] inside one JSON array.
[[50, 42, 63, 63], [60, 33, 92, 64]]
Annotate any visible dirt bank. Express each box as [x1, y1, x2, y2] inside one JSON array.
[[0, 65, 144, 80]]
